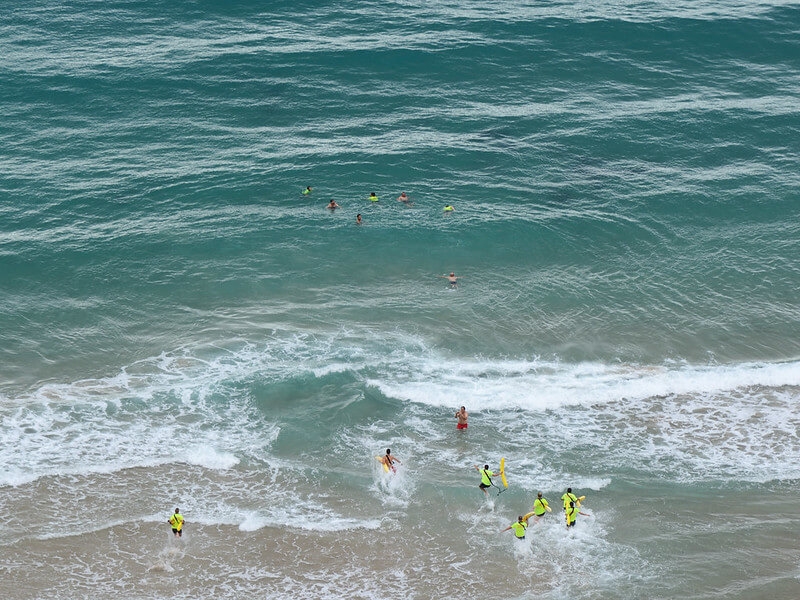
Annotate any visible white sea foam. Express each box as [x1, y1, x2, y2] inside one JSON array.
[[374, 356, 800, 412]]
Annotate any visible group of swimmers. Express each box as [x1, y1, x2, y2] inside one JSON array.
[[302, 186, 455, 221]]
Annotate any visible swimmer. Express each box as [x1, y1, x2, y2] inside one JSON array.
[[440, 272, 460, 286], [302, 186, 312, 196], [356, 213, 362, 225], [397, 192, 410, 203], [381, 448, 401, 473], [327, 199, 340, 210], [369, 192, 379, 202], [443, 205, 454, 212], [455, 406, 468, 430]]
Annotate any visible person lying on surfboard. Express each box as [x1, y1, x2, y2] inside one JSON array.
[[381, 448, 401, 473]]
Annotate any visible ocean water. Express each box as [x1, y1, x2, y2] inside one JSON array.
[[1, 1, 800, 598]]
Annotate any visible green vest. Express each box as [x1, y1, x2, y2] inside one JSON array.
[[481, 470, 494, 486], [511, 521, 527, 538]]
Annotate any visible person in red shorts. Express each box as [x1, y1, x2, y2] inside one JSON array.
[[455, 406, 468, 429]]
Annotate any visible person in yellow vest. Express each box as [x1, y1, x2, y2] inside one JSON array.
[[531, 492, 551, 523], [561, 487, 578, 510], [168, 507, 185, 538], [369, 192, 379, 202], [502, 516, 528, 540], [302, 186, 312, 196], [474, 464, 496, 496], [565, 501, 590, 529]]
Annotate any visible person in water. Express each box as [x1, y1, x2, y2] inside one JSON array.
[[327, 199, 340, 209], [561, 487, 579, 510], [441, 272, 459, 286], [382, 448, 401, 473], [565, 501, 590, 528], [356, 213, 362, 225], [474, 464, 496, 496], [168, 507, 185, 538], [369, 192, 379, 202], [302, 186, 312, 196], [502, 516, 528, 540], [455, 406, 468, 429], [531, 492, 550, 523], [397, 192, 410, 203], [443, 204, 454, 212]]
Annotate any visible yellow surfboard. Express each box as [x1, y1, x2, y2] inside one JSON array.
[[499, 458, 508, 488], [576, 495, 586, 508], [375, 456, 389, 472], [521, 511, 536, 524]]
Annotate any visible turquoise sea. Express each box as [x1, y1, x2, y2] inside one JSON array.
[[2, 1, 800, 598]]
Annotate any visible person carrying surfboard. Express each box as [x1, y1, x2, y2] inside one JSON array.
[[381, 448, 401, 473], [474, 464, 496, 496], [168, 507, 185, 538], [565, 501, 590, 528], [531, 492, 551, 523], [502, 516, 528, 540], [561, 487, 579, 510]]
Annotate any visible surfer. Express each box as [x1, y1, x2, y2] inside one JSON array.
[[397, 192, 410, 203], [474, 464, 496, 496], [327, 199, 340, 210], [356, 213, 362, 225], [502, 516, 528, 540], [381, 448, 401, 473], [167, 508, 185, 538], [455, 406, 468, 429], [531, 492, 550, 523], [565, 501, 590, 528], [561, 487, 579, 510], [302, 186, 312, 196]]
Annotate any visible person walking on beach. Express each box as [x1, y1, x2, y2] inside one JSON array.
[[168, 508, 185, 538], [381, 448, 401, 473], [565, 501, 590, 528], [455, 406, 468, 430], [561, 487, 578, 510], [531, 492, 551, 523], [475, 464, 496, 496]]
